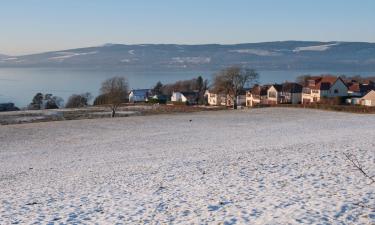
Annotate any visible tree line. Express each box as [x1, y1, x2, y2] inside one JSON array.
[[23, 65, 258, 114]]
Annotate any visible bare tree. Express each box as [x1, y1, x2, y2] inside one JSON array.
[[213, 66, 258, 109], [100, 76, 129, 117], [295, 74, 312, 85], [343, 152, 375, 211]]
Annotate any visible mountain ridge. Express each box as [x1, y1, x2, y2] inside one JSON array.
[[1, 41, 375, 71]]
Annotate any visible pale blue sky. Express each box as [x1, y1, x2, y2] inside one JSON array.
[[1, 0, 374, 55]]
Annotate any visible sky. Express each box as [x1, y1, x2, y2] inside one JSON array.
[[0, 0, 374, 55]]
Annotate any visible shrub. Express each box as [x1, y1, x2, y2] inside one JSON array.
[[66, 93, 92, 108], [148, 98, 167, 104]]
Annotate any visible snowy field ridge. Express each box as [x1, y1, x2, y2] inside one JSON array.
[[293, 43, 340, 52], [0, 108, 374, 224]]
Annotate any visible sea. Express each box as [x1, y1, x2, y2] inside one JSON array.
[[0, 67, 373, 108]]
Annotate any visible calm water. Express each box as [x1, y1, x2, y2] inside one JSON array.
[[0, 68, 373, 107]]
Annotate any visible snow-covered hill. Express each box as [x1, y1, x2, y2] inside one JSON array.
[[0, 108, 374, 224], [1, 41, 375, 71]]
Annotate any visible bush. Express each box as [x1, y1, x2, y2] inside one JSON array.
[[148, 98, 167, 104], [93, 94, 108, 106], [66, 93, 92, 108], [28, 93, 63, 110]]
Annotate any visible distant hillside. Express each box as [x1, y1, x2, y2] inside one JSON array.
[[1, 41, 375, 71]]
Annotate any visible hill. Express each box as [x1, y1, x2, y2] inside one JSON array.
[[1, 41, 375, 71]]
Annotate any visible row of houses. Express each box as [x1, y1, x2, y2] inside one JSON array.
[[128, 89, 200, 104], [205, 76, 375, 107]]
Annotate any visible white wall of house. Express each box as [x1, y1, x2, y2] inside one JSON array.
[[362, 99, 375, 106], [237, 95, 246, 106], [205, 91, 223, 106], [267, 86, 279, 104], [290, 93, 302, 104], [129, 93, 146, 102], [171, 92, 187, 102], [361, 90, 375, 106], [246, 92, 260, 107]]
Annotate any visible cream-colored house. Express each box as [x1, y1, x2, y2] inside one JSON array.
[[205, 90, 246, 107], [302, 76, 348, 103], [246, 85, 270, 107], [204, 90, 225, 106], [361, 90, 375, 106]]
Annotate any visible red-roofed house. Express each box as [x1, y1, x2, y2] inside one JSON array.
[[301, 76, 348, 104]]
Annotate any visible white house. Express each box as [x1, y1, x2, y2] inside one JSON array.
[[361, 90, 375, 106], [171, 91, 199, 104], [129, 89, 152, 103]]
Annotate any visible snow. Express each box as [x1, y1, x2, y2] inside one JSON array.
[[0, 108, 374, 224], [229, 49, 280, 56], [48, 51, 98, 61], [293, 43, 340, 52], [1, 57, 18, 61], [171, 57, 211, 64]]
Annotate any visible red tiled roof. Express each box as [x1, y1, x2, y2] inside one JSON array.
[[307, 76, 340, 90]]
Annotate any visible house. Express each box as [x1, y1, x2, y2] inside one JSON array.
[[302, 76, 348, 104], [204, 90, 226, 106], [246, 85, 269, 107], [361, 90, 375, 106], [205, 90, 246, 107], [279, 83, 303, 104], [267, 84, 283, 104], [222, 90, 246, 107], [129, 89, 152, 103], [171, 91, 199, 104], [266, 83, 303, 105], [346, 80, 375, 97]]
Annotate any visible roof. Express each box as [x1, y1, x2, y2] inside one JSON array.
[[362, 90, 375, 100], [180, 91, 199, 97], [346, 80, 375, 94], [282, 82, 303, 93], [271, 84, 283, 92], [250, 85, 271, 96], [347, 82, 360, 92], [130, 89, 151, 96], [306, 76, 343, 90]]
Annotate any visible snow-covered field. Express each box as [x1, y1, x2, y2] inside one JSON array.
[[0, 108, 374, 224]]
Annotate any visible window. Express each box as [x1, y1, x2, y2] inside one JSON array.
[[269, 92, 276, 98], [334, 89, 338, 94]]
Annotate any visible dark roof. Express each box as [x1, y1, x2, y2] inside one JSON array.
[[282, 83, 303, 93], [272, 84, 283, 92], [181, 91, 199, 97], [131, 89, 151, 96]]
